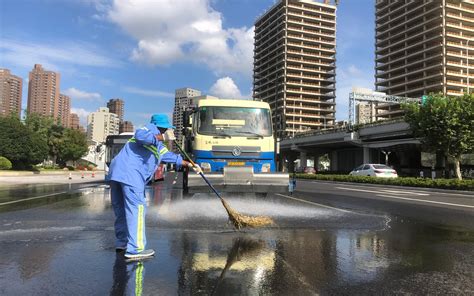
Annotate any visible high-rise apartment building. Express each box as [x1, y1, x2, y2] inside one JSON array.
[[107, 98, 124, 122], [375, 0, 474, 119], [58, 94, 71, 127], [86, 107, 119, 144], [69, 113, 81, 130], [355, 103, 376, 124], [0, 68, 23, 118], [27, 64, 60, 119], [173, 87, 201, 148], [119, 120, 134, 133], [253, 0, 337, 137]]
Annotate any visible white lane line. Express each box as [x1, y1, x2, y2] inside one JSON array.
[[276, 193, 354, 213], [336, 186, 429, 196], [379, 189, 429, 196], [376, 194, 474, 209], [0, 191, 68, 206], [310, 180, 474, 198], [0, 226, 85, 235]]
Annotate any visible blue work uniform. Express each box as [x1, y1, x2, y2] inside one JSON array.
[[108, 123, 183, 254]]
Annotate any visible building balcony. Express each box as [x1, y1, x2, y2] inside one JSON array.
[[446, 2, 474, 15], [376, 55, 442, 77], [287, 57, 335, 67], [375, 42, 442, 64], [376, 25, 442, 53], [377, 71, 442, 88], [287, 49, 334, 60], [376, 63, 442, 84], [287, 33, 335, 46], [376, 1, 434, 30], [287, 41, 335, 53], [376, 32, 442, 56], [376, 5, 442, 37], [287, 6, 336, 20], [287, 18, 335, 31]]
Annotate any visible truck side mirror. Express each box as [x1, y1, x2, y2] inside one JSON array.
[[183, 109, 195, 129]]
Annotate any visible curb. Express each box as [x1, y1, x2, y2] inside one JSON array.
[[0, 171, 104, 177]]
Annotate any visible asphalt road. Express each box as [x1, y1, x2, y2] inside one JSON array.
[[292, 179, 474, 229], [0, 173, 472, 295]]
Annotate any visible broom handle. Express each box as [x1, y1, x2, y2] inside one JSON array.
[[174, 141, 223, 200]]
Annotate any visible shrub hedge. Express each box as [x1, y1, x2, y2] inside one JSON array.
[[296, 174, 474, 191], [0, 156, 12, 170]]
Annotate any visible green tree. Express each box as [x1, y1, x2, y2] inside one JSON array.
[[24, 112, 55, 138], [404, 94, 474, 180], [47, 124, 65, 166], [0, 116, 48, 169], [57, 128, 88, 166]]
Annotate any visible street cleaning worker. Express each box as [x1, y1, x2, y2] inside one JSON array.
[[108, 114, 201, 260]]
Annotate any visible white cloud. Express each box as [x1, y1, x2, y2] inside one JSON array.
[[336, 65, 374, 121], [209, 77, 243, 99], [0, 38, 121, 70], [71, 107, 92, 126], [347, 65, 363, 76], [63, 87, 103, 102], [107, 0, 254, 76], [123, 86, 174, 98]]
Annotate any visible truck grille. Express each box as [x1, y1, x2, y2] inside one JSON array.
[[212, 145, 261, 157]]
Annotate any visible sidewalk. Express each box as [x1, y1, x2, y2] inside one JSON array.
[[0, 171, 105, 185]]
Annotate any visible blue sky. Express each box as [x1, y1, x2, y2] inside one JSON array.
[[0, 0, 375, 127]]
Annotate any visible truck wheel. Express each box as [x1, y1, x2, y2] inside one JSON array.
[[255, 193, 267, 198]]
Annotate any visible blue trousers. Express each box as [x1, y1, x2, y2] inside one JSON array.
[[110, 181, 147, 254]]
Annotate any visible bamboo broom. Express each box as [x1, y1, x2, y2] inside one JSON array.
[[174, 141, 273, 230]]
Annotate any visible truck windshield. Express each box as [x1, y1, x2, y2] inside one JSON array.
[[197, 106, 272, 137]]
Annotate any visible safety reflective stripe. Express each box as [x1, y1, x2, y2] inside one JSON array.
[[135, 262, 144, 296], [137, 204, 144, 252], [128, 137, 168, 159]]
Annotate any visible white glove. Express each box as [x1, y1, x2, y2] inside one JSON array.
[[162, 129, 176, 141], [188, 162, 202, 174]]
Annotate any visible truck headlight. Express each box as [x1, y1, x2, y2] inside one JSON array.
[[200, 162, 211, 172], [261, 163, 271, 173]]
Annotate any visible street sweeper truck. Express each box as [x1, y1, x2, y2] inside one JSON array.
[[182, 98, 288, 194]]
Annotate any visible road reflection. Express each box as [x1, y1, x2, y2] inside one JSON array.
[[110, 253, 146, 296], [0, 177, 472, 295]]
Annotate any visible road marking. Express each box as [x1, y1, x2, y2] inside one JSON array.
[[376, 194, 474, 209], [0, 191, 68, 206], [276, 193, 354, 213], [336, 186, 429, 196], [378, 189, 429, 196], [308, 180, 474, 198]]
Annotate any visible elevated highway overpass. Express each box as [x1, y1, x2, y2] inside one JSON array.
[[279, 120, 422, 175]]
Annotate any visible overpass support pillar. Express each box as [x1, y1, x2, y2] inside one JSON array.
[[330, 151, 337, 172], [299, 152, 307, 170], [363, 147, 370, 164]]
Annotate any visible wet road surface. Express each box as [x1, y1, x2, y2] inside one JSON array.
[[0, 173, 473, 295]]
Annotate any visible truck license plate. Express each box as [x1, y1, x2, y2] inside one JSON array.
[[228, 161, 245, 166]]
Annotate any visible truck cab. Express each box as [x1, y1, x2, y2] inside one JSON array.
[[183, 99, 288, 193]]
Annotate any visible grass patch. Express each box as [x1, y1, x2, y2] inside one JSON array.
[[296, 174, 474, 191]]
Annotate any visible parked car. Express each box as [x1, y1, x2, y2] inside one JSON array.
[[303, 166, 316, 174], [349, 164, 398, 178]]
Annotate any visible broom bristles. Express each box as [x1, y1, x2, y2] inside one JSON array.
[[220, 198, 274, 230]]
